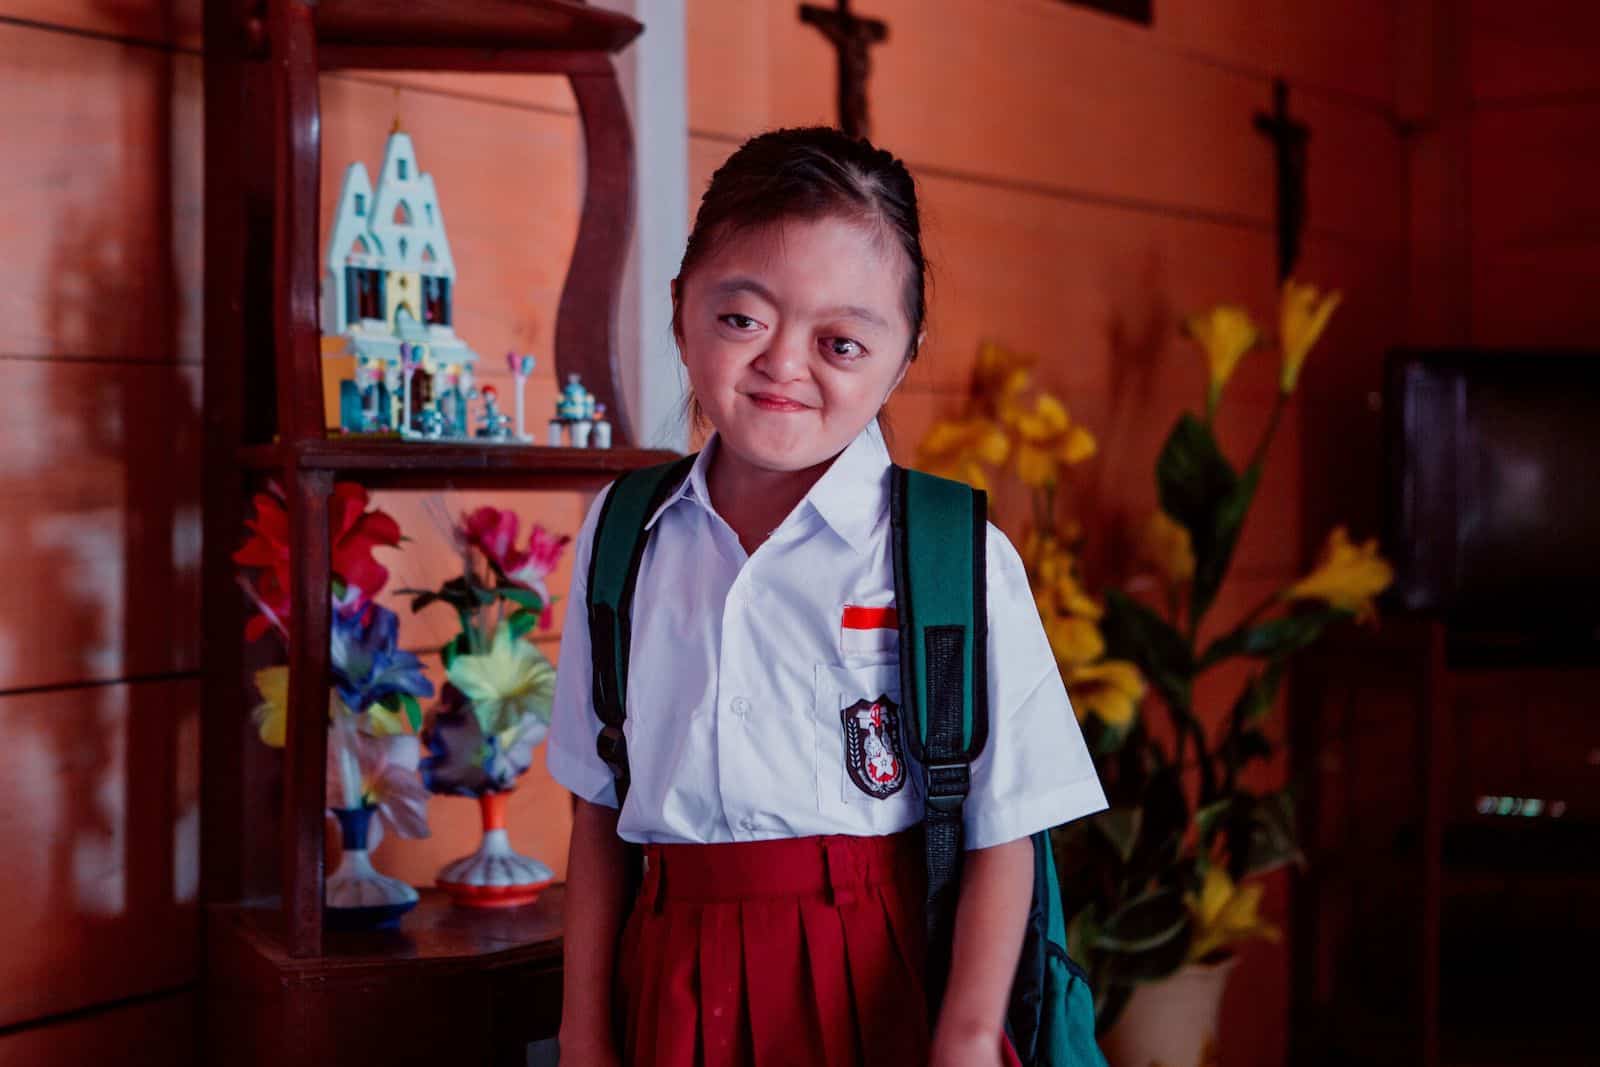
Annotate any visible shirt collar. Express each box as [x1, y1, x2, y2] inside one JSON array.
[[643, 421, 893, 555]]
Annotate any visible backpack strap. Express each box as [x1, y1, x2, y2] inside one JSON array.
[[586, 454, 698, 808], [889, 464, 990, 1011]]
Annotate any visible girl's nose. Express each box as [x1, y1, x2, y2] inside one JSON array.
[[755, 329, 809, 383]]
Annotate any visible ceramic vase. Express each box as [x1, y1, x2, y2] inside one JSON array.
[[1101, 957, 1237, 1067], [436, 790, 554, 908], [325, 805, 419, 931]]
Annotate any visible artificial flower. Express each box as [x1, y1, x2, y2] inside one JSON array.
[[916, 416, 1010, 491], [251, 665, 289, 748], [974, 340, 1035, 415], [1279, 279, 1342, 394], [1140, 510, 1196, 589], [1045, 613, 1106, 669], [459, 507, 571, 624], [1186, 865, 1280, 962], [329, 602, 435, 714], [326, 711, 431, 846], [1184, 305, 1260, 412], [1028, 538, 1103, 622], [420, 688, 551, 796], [445, 620, 557, 739], [1282, 526, 1393, 622], [1007, 393, 1097, 490], [1063, 659, 1145, 729], [234, 482, 402, 642]]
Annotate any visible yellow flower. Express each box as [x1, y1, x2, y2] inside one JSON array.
[[1279, 280, 1342, 393], [974, 340, 1035, 414], [1186, 866, 1280, 962], [364, 703, 410, 737], [446, 621, 557, 737], [1283, 527, 1394, 622], [1025, 532, 1103, 622], [916, 416, 1010, 491], [1008, 393, 1097, 490], [1064, 659, 1145, 729], [1046, 614, 1105, 668], [251, 666, 288, 748], [1185, 305, 1260, 409], [1140, 511, 1196, 588]]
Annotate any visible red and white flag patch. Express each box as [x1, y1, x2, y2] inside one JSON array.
[[840, 604, 899, 658]]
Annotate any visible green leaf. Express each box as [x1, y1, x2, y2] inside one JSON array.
[[399, 692, 423, 732], [1191, 465, 1261, 623], [1093, 888, 1194, 983], [1238, 790, 1303, 878], [1201, 609, 1347, 667], [1101, 590, 1193, 711], [1091, 808, 1143, 865], [1194, 797, 1233, 846], [497, 586, 546, 613], [507, 609, 539, 640], [1232, 662, 1285, 724], [440, 632, 470, 672]]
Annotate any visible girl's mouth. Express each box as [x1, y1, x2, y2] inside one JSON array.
[[748, 393, 810, 412]]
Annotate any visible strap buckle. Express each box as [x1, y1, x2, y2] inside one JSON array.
[[596, 724, 629, 776], [925, 760, 970, 814]]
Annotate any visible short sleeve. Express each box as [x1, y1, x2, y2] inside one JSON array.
[[544, 484, 621, 808], [962, 522, 1107, 850]]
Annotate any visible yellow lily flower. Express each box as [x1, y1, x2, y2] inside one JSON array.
[[1140, 510, 1196, 589], [252, 665, 289, 748], [1185, 305, 1260, 411], [975, 340, 1035, 414], [1279, 280, 1342, 394], [1008, 393, 1097, 490], [1283, 526, 1394, 622], [1064, 659, 1145, 729], [1025, 532, 1103, 622], [916, 416, 1010, 491], [1045, 613, 1105, 669], [446, 621, 557, 737], [1186, 865, 1280, 962]]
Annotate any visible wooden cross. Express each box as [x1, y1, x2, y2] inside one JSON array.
[[1254, 79, 1310, 281], [799, 0, 889, 140]]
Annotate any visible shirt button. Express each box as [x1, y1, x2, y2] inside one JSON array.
[[731, 697, 751, 717]]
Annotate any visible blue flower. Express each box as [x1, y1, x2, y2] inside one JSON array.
[[420, 687, 548, 797], [330, 602, 434, 713]]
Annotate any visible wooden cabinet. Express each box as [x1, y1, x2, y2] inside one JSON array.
[[1289, 620, 1599, 1067], [199, 3, 671, 1062]]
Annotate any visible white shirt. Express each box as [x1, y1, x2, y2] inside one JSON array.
[[546, 421, 1107, 850]]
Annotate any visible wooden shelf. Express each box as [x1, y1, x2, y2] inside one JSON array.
[[240, 437, 679, 489], [208, 888, 566, 1065], [316, 0, 642, 55]]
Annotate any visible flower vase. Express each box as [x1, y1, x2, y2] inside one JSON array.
[[325, 805, 419, 931], [1101, 957, 1237, 1067], [436, 790, 554, 908]]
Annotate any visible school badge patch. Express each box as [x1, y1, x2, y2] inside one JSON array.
[[840, 695, 907, 799]]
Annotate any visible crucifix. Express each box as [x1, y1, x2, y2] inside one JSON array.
[[799, 0, 889, 140], [1254, 78, 1310, 281]]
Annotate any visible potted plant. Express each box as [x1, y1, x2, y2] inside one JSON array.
[[917, 281, 1392, 1065]]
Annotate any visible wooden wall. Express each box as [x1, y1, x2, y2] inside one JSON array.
[[2, 0, 1590, 1063], [1464, 0, 1600, 346]]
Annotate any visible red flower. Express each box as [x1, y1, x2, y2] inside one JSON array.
[[458, 507, 570, 627], [234, 482, 402, 643]]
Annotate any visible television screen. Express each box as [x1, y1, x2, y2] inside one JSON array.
[[1386, 350, 1600, 642]]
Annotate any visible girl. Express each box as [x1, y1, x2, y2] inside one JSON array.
[[549, 127, 1106, 1067]]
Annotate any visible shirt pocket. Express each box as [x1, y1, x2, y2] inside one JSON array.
[[812, 661, 921, 831]]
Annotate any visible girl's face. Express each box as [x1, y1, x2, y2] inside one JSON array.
[[675, 214, 914, 474]]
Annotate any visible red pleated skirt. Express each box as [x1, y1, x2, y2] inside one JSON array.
[[616, 828, 1023, 1067]]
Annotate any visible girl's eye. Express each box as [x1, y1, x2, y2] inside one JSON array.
[[823, 336, 865, 360], [719, 313, 761, 331]]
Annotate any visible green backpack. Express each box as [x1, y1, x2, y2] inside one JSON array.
[[585, 457, 1106, 1067]]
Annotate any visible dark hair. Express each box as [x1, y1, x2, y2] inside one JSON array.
[[674, 126, 928, 361]]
